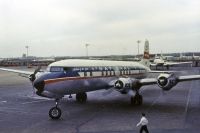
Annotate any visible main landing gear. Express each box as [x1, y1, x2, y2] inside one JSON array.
[[131, 91, 143, 106], [49, 99, 62, 120], [76, 92, 87, 103]]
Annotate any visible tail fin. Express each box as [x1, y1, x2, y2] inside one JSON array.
[[140, 39, 150, 67]]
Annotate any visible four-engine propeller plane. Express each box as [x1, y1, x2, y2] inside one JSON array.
[[1, 40, 200, 119]]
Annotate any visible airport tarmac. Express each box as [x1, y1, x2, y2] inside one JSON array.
[[0, 67, 200, 133]]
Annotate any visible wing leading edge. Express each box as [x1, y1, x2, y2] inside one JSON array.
[[137, 74, 200, 88], [0, 68, 32, 77]]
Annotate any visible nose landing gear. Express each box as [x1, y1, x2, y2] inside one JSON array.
[[49, 99, 62, 120], [49, 92, 88, 119]]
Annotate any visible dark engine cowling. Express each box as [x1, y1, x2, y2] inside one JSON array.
[[157, 73, 178, 91], [114, 78, 133, 90], [114, 78, 140, 94]]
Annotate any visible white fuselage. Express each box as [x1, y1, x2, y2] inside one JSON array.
[[35, 59, 150, 98], [153, 58, 165, 66]]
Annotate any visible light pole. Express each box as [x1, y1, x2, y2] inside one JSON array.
[[85, 43, 90, 57], [25, 45, 29, 57], [137, 40, 141, 57], [25, 45, 29, 67]]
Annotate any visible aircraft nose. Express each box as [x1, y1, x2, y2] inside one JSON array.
[[34, 80, 45, 93]]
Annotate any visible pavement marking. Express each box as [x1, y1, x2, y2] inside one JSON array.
[[0, 108, 43, 115], [22, 99, 49, 105], [184, 82, 193, 115], [148, 90, 163, 111], [0, 101, 7, 104]]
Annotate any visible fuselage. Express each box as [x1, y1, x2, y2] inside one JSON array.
[[154, 58, 165, 66], [34, 59, 150, 98]]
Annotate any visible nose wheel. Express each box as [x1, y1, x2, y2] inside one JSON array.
[[49, 99, 62, 119]]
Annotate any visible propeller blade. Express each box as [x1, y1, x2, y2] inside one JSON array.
[[29, 66, 42, 96], [31, 82, 36, 96], [29, 66, 41, 82], [34, 66, 41, 75]]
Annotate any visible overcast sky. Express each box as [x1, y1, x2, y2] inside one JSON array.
[[0, 0, 199, 57]]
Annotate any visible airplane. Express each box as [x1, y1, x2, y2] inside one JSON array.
[[1, 40, 200, 120], [187, 53, 199, 60], [192, 53, 199, 60], [150, 54, 192, 70]]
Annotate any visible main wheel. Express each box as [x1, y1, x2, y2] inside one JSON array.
[[131, 94, 143, 106], [49, 107, 62, 119], [76, 92, 87, 103]]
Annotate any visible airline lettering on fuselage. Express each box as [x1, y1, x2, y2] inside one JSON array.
[[49, 66, 147, 78]]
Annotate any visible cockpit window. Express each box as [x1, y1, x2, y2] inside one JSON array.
[[50, 67, 64, 72]]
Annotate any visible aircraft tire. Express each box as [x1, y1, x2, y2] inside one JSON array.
[[76, 92, 87, 103], [49, 107, 62, 120], [131, 94, 143, 106]]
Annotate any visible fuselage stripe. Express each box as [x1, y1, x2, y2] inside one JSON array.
[[44, 73, 145, 85]]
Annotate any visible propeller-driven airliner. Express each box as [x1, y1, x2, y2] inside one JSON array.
[[1, 40, 200, 119], [150, 55, 192, 70]]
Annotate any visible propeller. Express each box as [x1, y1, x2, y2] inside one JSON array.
[[29, 66, 41, 82], [28, 66, 41, 95], [114, 80, 124, 90]]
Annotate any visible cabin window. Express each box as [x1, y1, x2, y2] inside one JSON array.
[[50, 67, 64, 72], [85, 67, 89, 71]]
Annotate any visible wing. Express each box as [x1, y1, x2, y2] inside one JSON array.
[[149, 70, 176, 74], [178, 75, 200, 82], [164, 61, 192, 66], [110, 73, 200, 93], [0, 68, 32, 78], [139, 78, 157, 86], [138, 74, 200, 88]]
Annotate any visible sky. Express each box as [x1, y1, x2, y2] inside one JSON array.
[[0, 0, 200, 57]]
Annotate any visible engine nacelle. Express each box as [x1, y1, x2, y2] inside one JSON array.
[[157, 73, 178, 91], [114, 78, 133, 90], [114, 78, 141, 95]]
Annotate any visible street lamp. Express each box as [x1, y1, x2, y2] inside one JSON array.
[[137, 40, 141, 56]]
